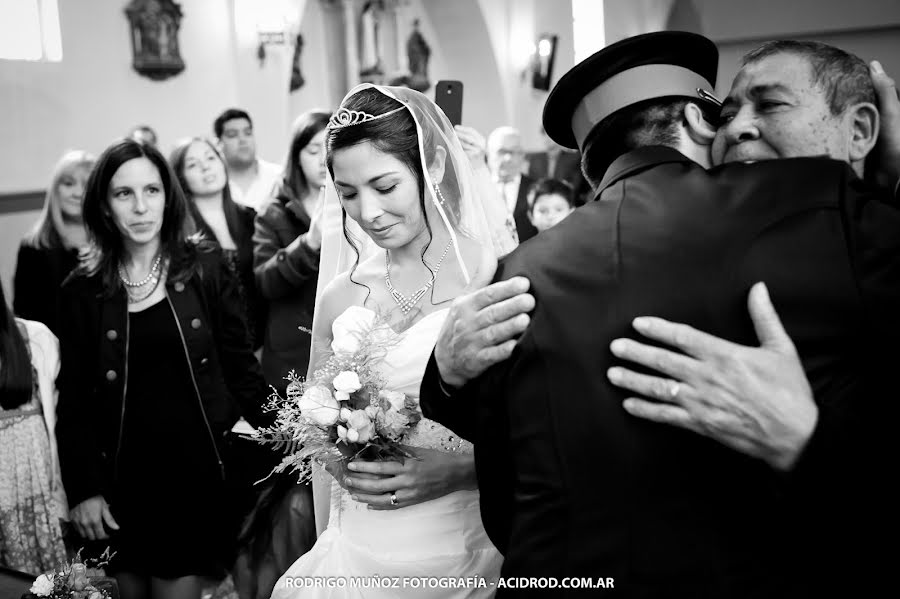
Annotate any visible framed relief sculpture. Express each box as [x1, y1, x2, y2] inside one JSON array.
[[125, 0, 186, 80]]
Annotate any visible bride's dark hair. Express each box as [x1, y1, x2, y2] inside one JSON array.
[[325, 87, 461, 307]]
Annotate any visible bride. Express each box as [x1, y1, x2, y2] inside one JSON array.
[[271, 84, 511, 598]]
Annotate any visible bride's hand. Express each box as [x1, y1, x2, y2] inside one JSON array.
[[343, 447, 478, 510], [325, 458, 388, 491]]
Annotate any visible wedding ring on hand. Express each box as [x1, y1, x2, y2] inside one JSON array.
[[390, 493, 399, 506], [668, 381, 681, 400]]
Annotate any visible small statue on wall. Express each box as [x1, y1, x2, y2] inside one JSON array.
[[290, 33, 305, 92], [406, 19, 430, 92], [125, 0, 185, 81], [359, 1, 384, 81]]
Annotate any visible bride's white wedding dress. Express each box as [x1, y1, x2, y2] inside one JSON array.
[[271, 306, 502, 599]]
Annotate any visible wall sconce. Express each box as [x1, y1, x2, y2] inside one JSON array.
[[256, 16, 290, 65], [531, 33, 558, 91], [233, 0, 300, 67]]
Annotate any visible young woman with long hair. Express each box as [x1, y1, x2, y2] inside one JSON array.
[[14, 150, 95, 334]]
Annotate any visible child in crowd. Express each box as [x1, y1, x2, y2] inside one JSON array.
[[527, 177, 576, 233]]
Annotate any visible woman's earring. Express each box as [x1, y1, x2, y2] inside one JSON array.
[[433, 184, 447, 206]]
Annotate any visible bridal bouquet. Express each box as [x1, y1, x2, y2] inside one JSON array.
[[253, 311, 421, 482], [26, 548, 115, 599]]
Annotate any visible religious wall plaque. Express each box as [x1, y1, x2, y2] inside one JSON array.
[[125, 0, 185, 80]]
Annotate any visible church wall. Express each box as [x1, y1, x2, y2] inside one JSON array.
[[0, 0, 241, 194], [603, 0, 900, 96], [0, 0, 242, 296]]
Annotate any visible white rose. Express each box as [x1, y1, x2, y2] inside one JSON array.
[[298, 385, 340, 426], [345, 409, 374, 444], [30, 574, 54, 597], [331, 309, 376, 355], [364, 405, 379, 419], [333, 371, 362, 393], [379, 390, 407, 412], [340, 407, 353, 422], [335, 390, 350, 402]]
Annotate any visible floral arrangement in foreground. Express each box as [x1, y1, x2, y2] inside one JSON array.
[[253, 309, 421, 482], [27, 548, 115, 599]]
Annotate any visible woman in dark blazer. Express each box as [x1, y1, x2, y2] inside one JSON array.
[[56, 138, 268, 599], [14, 150, 95, 335], [253, 110, 330, 392], [170, 137, 264, 349]]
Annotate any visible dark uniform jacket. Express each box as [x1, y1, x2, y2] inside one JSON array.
[[56, 246, 269, 508], [421, 147, 900, 597]]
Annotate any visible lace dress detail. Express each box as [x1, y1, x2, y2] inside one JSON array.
[[0, 321, 67, 573], [406, 418, 473, 453]]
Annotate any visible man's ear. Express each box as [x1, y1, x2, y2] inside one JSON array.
[[683, 102, 716, 146], [847, 102, 879, 162], [429, 145, 447, 184]]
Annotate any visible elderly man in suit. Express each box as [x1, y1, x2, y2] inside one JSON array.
[[487, 126, 538, 242], [410, 33, 899, 597]]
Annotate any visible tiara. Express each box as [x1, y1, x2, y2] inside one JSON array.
[[328, 105, 407, 130]]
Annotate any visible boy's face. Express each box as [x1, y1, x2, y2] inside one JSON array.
[[528, 193, 574, 232]]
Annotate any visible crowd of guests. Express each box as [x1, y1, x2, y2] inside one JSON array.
[[0, 101, 572, 599]]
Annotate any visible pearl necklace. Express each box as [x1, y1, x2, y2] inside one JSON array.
[[384, 240, 453, 315], [119, 254, 162, 287]]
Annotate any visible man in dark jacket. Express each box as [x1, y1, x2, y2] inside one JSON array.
[[419, 32, 900, 597]]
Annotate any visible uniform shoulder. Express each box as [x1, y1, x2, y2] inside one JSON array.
[[500, 200, 609, 275]]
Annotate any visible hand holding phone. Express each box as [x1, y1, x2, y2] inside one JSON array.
[[435, 80, 463, 126], [454, 125, 488, 167]]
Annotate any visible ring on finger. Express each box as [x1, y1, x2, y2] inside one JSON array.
[[390, 492, 399, 507], [668, 381, 681, 399]]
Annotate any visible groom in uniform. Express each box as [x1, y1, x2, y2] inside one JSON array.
[[418, 32, 900, 597]]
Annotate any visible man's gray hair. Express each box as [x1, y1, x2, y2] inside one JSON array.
[[742, 40, 875, 115]]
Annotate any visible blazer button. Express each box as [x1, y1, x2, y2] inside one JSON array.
[[174, 281, 185, 292], [277, 252, 285, 262], [200, 357, 209, 366], [105, 370, 117, 382], [106, 329, 118, 341], [191, 318, 202, 329]]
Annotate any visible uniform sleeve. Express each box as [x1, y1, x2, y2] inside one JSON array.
[[419, 353, 478, 441], [418, 256, 518, 440]]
